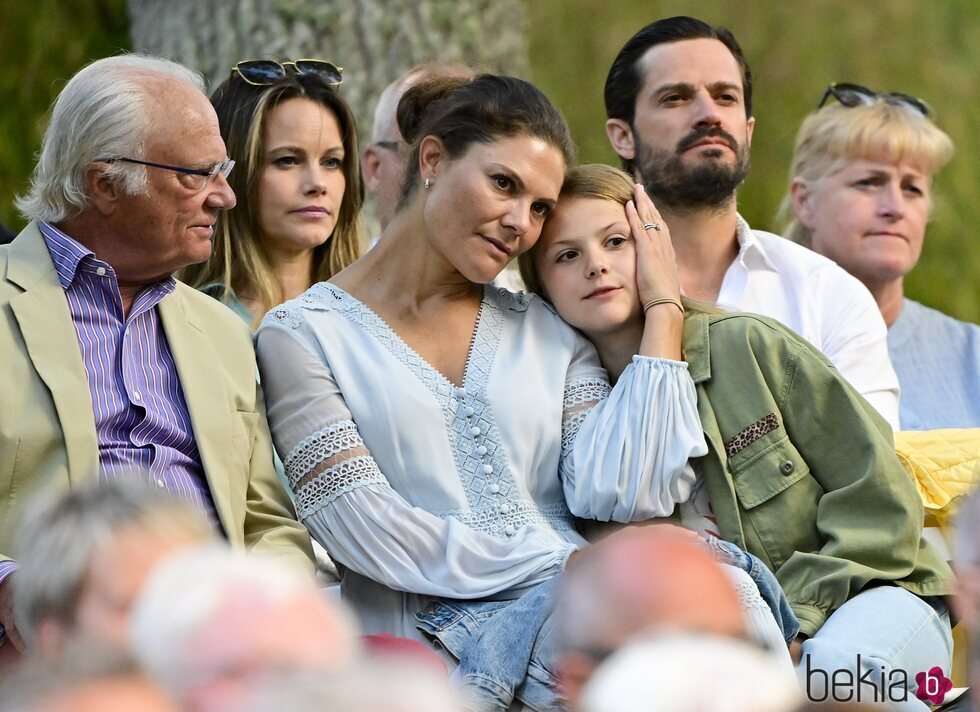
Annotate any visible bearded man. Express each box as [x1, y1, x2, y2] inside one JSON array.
[[603, 16, 899, 427]]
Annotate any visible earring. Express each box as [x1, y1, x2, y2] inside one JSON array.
[[424, 178, 432, 190]]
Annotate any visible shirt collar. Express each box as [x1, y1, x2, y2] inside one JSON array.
[[38, 221, 99, 289], [733, 214, 779, 273], [38, 220, 177, 298]]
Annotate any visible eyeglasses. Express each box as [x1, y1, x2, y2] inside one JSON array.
[[818, 82, 931, 117], [232, 59, 343, 87], [101, 157, 236, 192]]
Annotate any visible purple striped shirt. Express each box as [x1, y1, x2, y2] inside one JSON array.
[[37, 221, 218, 518]]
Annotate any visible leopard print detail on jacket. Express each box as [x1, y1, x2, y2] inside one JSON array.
[[724, 412, 780, 458]]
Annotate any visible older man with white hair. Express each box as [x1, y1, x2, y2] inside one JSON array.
[[361, 61, 475, 232], [0, 53, 314, 655]]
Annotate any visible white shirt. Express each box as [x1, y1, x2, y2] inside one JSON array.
[[255, 282, 706, 638], [714, 217, 900, 429]]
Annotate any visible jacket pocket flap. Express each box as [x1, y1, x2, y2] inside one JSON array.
[[731, 435, 809, 509]]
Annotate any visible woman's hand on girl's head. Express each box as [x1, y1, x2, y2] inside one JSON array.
[[626, 185, 682, 309]]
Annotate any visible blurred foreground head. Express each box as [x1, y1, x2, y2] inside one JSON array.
[[14, 480, 213, 654], [580, 633, 800, 712], [554, 525, 746, 709], [0, 645, 177, 712], [239, 660, 460, 712], [131, 546, 358, 712]]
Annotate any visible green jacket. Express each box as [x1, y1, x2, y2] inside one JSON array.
[[683, 311, 954, 637]]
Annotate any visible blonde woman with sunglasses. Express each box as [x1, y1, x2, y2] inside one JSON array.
[[181, 59, 364, 327], [780, 83, 977, 430]]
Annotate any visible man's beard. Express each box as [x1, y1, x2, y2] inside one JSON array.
[[635, 126, 750, 212]]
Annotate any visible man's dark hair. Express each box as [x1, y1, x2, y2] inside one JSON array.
[[604, 15, 754, 128]]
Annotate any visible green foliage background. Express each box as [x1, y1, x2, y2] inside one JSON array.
[[1, 0, 976, 321], [0, 0, 129, 228], [526, 0, 979, 323]]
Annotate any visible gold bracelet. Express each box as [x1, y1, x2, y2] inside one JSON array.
[[642, 297, 684, 315]]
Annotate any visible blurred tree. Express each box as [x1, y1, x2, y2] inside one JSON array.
[[126, 0, 528, 164], [126, 0, 526, 236]]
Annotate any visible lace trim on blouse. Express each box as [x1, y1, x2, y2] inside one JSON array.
[[284, 421, 387, 519], [293, 456, 388, 520], [283, 420, 362, 487], [267, 283, 531, 331], [730, 578, 772, 614], [303, 283, 537, 520], [440, 501, 577, 538], [561, 409, 592, 458], [563, 377, 611, 410], [273, 283, 581, 537]]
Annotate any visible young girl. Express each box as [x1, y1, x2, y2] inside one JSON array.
[[520, 164, 955, 708]]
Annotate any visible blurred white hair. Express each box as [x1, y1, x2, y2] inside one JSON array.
[[240, 661, 459, 712], [581, 632, 801, 712], [130, 544, 359, 698]]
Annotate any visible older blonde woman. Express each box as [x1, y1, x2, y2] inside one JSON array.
[[779, 83, 978, 430]]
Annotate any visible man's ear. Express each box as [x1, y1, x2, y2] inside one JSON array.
[[745, 115, 755, 149], [605, 118, 636, 161], [417, 135, 446, 185], [85, 162, 121, 216], [790, 177, 817, 229], [361, 147, 383, 193]]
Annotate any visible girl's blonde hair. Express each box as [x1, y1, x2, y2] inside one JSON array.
[[519, 164, 634, 297], [777, 99, 953, 247]]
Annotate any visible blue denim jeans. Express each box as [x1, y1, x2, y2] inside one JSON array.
[[707, 537, 800, 643], [416, 576, 562, 712], [414, 540, 797, 712]]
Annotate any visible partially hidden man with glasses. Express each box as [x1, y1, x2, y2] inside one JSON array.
[[361, 61, 474, 233], [602, 16, 900, 429], [0, 55, 315, 655]]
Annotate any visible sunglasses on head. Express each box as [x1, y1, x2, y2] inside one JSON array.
[[818, 82, 931, 117], [232, 59, 343, 87]]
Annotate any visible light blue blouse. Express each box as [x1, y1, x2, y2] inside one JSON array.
[[888, 299, 980, 430], [255, 282, 706, 638]]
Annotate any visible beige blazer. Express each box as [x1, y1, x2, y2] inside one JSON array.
[[0, 223, 313, 573]]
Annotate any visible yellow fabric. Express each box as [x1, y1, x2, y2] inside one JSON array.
[[895, 429, 980, 528]]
